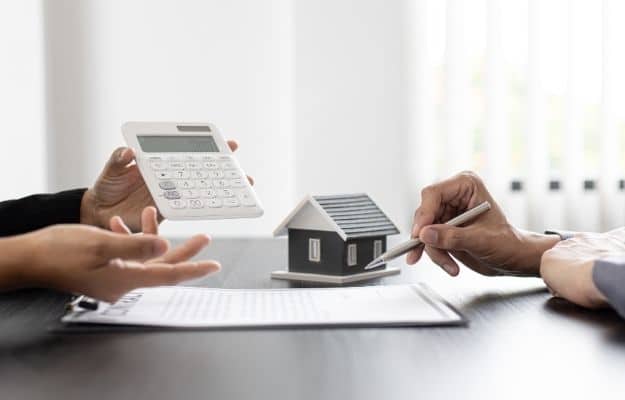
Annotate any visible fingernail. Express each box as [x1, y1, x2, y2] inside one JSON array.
[[411, 225, 420, 237], [421, 228, 438, 245], [117, 149, 128, 162]]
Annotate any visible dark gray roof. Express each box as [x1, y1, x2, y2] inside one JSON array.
[[312, 194, 399, 239]]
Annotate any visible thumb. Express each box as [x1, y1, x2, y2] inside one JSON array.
[[95, 233, 169, 263], [419, 225, 475, 251], [104, 147, 135, 176]]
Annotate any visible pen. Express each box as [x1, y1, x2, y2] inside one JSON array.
[[364, 201, 491, 270]]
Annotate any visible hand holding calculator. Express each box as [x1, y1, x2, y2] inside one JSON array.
[[122, 122, 263, 220]]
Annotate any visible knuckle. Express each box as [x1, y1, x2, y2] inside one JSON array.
[[420, 185, 435, 198], [443, 231, 462, 249], [89, 238, 109, 261], [164, 266, 183, 282], [458, 170, 482, 185]]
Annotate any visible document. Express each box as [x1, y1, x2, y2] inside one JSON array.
[[62, 284, 465, 328]]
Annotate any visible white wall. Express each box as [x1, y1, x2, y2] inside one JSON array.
[[294, 0, 416, 234], [1, 0, 419, 237], [42, 0, 296, 236], [37, 0, 415, 237], [0, 0, 46, 199]]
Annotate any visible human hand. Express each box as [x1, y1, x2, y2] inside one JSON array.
[[539, 231, 625, 309], [407, 171, 559, 276], [81, 140, 253, 231], [12, 215, 220, 302]]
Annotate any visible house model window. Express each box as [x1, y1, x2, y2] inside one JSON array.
[[309, 238, 321, 262], [347, 244, 357, 266], [373, 240, 383, 259]]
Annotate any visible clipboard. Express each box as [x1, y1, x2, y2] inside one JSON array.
[[61, 283, 466, 329]]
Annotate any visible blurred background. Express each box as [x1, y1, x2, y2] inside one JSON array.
[[1, 0, 624, 237]]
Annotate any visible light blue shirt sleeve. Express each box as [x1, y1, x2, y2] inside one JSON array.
[[593, 257, 625, 319]]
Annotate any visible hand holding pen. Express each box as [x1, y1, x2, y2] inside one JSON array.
[[402, 172, 560, 277]]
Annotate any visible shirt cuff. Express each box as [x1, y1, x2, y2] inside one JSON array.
[[593, 257, 625, 319]]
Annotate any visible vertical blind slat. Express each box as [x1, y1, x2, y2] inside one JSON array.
[[443, 0, 471, 176], [600, 0, 620, 230], [484, 0, 506, 196], [526, 0, 549, 229]]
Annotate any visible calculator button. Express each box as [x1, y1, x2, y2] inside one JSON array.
[[181, 190, 199, 199], [186, 162, 201, 169], [173, 170, 190, 179], [213, 179, 230, 188], [223, 198, 240, 207], [189, 199, 204, 209], [209, 170, 225, 179], [169, 162, 186, 170], [178, 180, 195, 189], [169, 199, 186, 209], [236, 190, 256, 206], [150, 161, 167, 170], [202, 155, 218, 161], [225, 170, 241, 179], [191, 170, 209, 179], [206, 198, 223, 208], [221, 162, 236, 170], [230, 178, 245, 188], [156, 171, 172, 180], [164, 190, 181, 200], [218, 155, 232, 161], [201, 189, 217, 198], [203, 162, 219, 170], [217, 189, 234, 198], [159, 181, 177, 190]]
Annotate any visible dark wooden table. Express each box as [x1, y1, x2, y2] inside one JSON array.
[[1, 237, 624, 400]]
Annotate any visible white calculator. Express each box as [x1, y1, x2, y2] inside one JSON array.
[[122, 121, 263, 220]]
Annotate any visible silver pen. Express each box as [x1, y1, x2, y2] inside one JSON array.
[[364, 201, 491, 270]]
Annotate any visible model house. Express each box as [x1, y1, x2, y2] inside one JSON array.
[[274, 193, 400, 276]]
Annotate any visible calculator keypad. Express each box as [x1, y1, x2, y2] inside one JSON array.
[[149, 155, 257, 211]]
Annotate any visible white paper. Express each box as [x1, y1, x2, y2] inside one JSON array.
[[62, 284, 464, 328]]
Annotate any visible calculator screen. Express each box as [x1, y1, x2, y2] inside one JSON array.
[[137, 135, 220, 153]]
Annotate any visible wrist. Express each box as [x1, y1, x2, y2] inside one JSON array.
[[0, 234, 36, 290], [514, 230, 561, 276], [80, 189, 101, 227]]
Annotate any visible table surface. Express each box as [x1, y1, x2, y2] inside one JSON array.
[[1, 237, 625, 400]]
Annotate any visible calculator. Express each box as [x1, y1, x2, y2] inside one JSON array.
[[122, 121, 263, 220]]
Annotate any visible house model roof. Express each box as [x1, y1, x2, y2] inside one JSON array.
[[273, 193, 400, 240]]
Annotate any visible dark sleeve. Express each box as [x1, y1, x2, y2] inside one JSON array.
[[0, 189, 87, 237], [593, 257, 625, 319]]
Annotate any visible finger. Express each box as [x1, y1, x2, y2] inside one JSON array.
[[109, 259, 221, 288], [95, 233, 169, 263], [247, 175, 255, 186], [405, 243, 425, 265], [109, 216, 132, 235], [227, 140, 239, 152], [153, 234, 211, 264], [141, 206, 159, 235], [424, 246, 460, 276], [412, 173, 479, 237], [104, 147, 136, 176], [419, 224, 481, 252]]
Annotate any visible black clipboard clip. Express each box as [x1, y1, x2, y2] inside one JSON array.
[[65, 295, 100, 312]]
